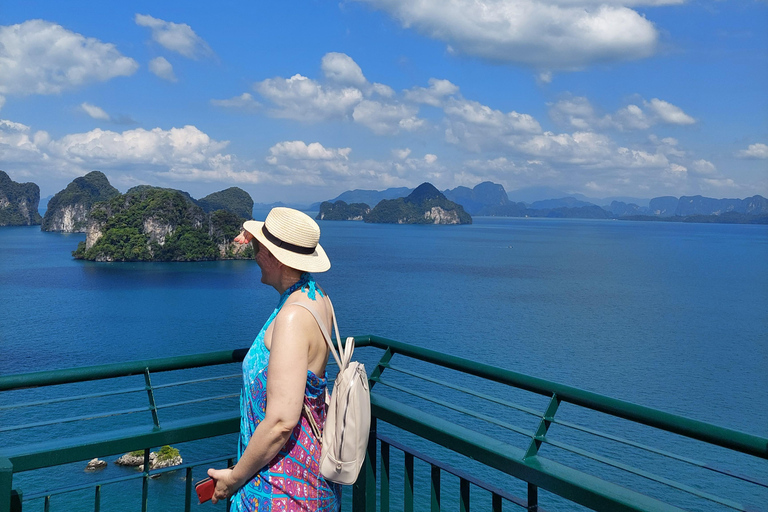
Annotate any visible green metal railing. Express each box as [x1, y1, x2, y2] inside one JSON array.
[[1, 336, 766, 512]]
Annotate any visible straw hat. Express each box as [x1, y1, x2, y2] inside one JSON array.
[[242, 207, 330, 273]]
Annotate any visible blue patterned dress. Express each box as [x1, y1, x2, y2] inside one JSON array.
[[231, 273, 341, 512]]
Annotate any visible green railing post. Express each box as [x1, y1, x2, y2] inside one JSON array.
[[144, 368, 160, 429], [141, 448, 150, 512], [460, 478, 470, 512], [404, 451, 414, 512], [381, 441, 390, 512], [527, 482, 538, 511], [353, 417, 377, 512], [0, 458, 12, 512], [430, 464, 441, 512]]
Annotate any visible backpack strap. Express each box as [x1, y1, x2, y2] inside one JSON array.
[[291, 297, 353, 370], [292, 297, 353, 443]]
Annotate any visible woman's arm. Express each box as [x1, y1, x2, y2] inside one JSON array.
[[207, 306, 314, 503]]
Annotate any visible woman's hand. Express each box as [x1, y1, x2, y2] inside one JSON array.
[[234, 229, 253, 244], [206, 467, 241, 504]]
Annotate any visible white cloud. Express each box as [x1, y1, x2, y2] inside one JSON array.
[[738, 143, 768, 159], [392, 148, 411, 160], [148, 57, 177, 82], [352, 100, 424, 135], [0, 20, 138, 96], [702, 178, 737, 189], [321, 52, 367, 87], [267, 141, 351, 162], [668, 164, 687, 173], [691, 159, 716, 175], [444, 97, 542, 152], [424, 154, 438, 164], [550, 96, 695, 132], [404, 78, 460, 107], [210, 93, 261, 111], [135, 14, 212, 59], [0, 120, 266, 186], [352, 0, 659, 70], [255, 74, 363, 122], [81, 102, 110, 121], [614, 104, 651, 130], [264, 141, 354, 186], [647, 98, 695, 125], [0, 96, 5, 111]]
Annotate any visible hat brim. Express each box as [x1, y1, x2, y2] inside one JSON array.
[[243, 220, 330, 273]]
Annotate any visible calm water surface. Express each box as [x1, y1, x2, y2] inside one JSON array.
[[1, 217, 766, 510]]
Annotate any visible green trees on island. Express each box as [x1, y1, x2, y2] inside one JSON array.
[[0, 170, 43, 226], [73, 186, 254, 262]]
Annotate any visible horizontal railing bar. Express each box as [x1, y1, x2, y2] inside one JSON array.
[[150, 373, 241, 390], [358, 335, 768, 459], [22, 453, 239, 501], [2, 411, 239, 472], [0, 349, 249, 391], [155, 393, 240, 410], [553, 417, 768, 489], [0, 386, 146, 412], [381, 362, 543, 417], [0, 373, 242, 414], [371, 392, 686, 512], [0, 405, 150, 434], [542, 436, 749, 511], [374, 376, 534, 440], [378, 434, 536, 511]]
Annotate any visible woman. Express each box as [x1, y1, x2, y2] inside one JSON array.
[[207, 207, 341, 511]]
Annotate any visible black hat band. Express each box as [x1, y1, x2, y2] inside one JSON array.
[[262, 225, 316, 255]]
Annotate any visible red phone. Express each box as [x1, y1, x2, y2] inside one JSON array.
[[195, 476, 215, 504]]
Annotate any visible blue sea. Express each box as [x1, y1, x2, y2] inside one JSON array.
[[1, 216, 767, 510]]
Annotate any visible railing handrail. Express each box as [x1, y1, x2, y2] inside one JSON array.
[[0, 349, 249, 391], [356, 335, 768, 460], [2, 336, 765, 460]]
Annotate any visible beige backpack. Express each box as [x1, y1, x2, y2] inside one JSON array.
[[296, 298, 371, 485]]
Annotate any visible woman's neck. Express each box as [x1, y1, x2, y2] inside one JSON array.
[[274, 268, 303, 295]]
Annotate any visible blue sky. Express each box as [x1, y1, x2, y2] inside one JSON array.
[[1, 0, 766, 204]]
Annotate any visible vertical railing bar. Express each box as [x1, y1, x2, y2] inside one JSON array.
[[527, 483, 538, 511], [492, 493, 502, 512], [44, 495, 50, 512], [0, 458, 12, 512], [354, 418, 377, 512], [144, 368, 161, 429], [368, 348, 394, 391], [460, 478, 470, 512], [524, 393, 560, 459], [94, 484, 101, 512], [184, 467, 192, 512], [381, 441, 390, 512], [141, 447, 150, 512], [404, 452, 414, 512], [430, 464, 440, 512]]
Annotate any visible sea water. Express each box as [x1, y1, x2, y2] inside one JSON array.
[[1, 217, 766, 510]]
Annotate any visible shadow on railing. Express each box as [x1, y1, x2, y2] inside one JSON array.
[[1, 336, 766, 512]]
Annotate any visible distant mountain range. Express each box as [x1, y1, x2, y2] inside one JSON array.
[[317, 182, 768, 223]]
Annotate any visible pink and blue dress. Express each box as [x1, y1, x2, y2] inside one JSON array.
[[231, 273, 341, 512]]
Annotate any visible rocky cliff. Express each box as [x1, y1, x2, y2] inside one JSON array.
[[42, 171, 120, 232], [0, 170, 42, 226], [75, 186, 253, 262], [317, 200, 371, 220], [365, 183, 472, 225]]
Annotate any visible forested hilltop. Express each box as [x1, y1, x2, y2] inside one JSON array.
[[319, 182, 768, 224], [42, 171, 119, 232], [73, 185, 253, 262], [0, 170, 42, 226]]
